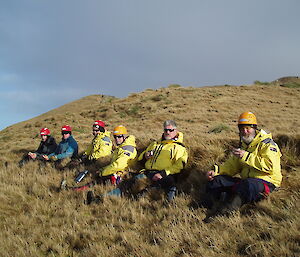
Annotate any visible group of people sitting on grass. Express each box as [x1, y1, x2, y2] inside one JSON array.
[[19, 112, 282, 222]]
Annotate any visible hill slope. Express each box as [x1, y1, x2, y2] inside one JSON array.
[[0, 82, 299, 256]]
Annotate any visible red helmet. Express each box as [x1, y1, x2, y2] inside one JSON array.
[[93, 120, 105, 129], [40, 128, 50, 136], [61, 125, 72, 132]]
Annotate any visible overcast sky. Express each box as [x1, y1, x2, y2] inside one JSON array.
[[0, 0, 299, 130]]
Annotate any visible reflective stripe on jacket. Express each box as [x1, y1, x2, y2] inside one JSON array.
[[138, 132, 188, 176], [214, 129, 282, 187], [84, 131, 112, 160], [101, 135, 137, 177]]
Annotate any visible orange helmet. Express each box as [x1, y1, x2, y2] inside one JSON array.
[[40, 128, 50, 136], [238, 112, 257, 125], [61, 125, 72, 132], [113, 125, 128, 135]]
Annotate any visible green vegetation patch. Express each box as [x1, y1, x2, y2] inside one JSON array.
[[254, 80, 271, 85], [168, 84, 181, 88], [208, 124, 230, 134], [280, 82, 300, 88], [150, 94, 165, 102]]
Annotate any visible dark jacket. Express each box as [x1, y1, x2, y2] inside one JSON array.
[[49, 135, 78, 160], [35, 136, 57, 156]]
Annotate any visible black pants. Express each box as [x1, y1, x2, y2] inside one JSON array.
[[145, 170, 178, 191], [206, 175, 275, 203]]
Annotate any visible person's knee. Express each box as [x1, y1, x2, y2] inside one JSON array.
[[235, 179, 264, 203]]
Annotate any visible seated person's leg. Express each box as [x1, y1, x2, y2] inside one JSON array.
[[206, 175, 240, 199], [234, 178, 268, 203]]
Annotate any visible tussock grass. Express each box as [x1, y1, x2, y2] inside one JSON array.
[[0, 82, 299, 256], [280, 82, 300, 88]]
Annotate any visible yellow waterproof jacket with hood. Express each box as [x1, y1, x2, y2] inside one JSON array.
[[101, 135, 137, 177], [84, 131, 112, 160], [138, 132, 188, 176], [214, 129, 282, 187]]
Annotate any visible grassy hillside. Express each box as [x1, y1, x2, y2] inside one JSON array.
[[0, 80, 299, 256]]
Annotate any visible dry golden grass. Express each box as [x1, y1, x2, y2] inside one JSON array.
[[0, 81, 299, 256]]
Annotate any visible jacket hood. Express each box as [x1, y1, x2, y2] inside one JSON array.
[[242, 129, 272, 148], [96, 131, 111, 138], [119, 135, 136, 147]]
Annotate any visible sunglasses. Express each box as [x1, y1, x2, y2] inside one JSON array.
[[62, 131, 70, 135], [93, 130, 100, 132], [164, 128, 175, 132], [238, 125, 255, 131], [114, 135, 123, 138]]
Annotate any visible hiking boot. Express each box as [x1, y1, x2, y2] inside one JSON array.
[[218, 194, 243, 215], [18, 159, 26, 168], [60, 179, 68, 191], [85, 191, 102, 205], [199, 195, 215, 209], [167, 186, 177, 202]]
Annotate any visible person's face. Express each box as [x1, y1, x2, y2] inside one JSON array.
[[239, 125, 256, 144], [114, 134, 125, 145], [163, 125, 177, 140], [41, 135, 48, 142], [92, 128, 100, 136], [62, 131, 71, 139]]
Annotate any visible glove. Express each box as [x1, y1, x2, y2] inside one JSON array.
[[81, 154, 87, 161], [50, 155, 58, 161]]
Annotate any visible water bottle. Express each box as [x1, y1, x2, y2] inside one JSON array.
[[74, 170, 89, 183]]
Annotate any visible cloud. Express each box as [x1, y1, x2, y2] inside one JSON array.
[[0, 0, 299, 130]]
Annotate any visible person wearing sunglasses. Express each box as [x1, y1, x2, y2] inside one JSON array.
[[135, 120, 188, 201], [97, 125, 137, 184], [203, 112, 282, 223], [86, 120, 188, 204], [81, 120, 112, 165], [43, 125, 78, 169], [18, 127, 57, 167]]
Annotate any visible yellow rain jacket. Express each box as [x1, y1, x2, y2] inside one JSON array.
[[138, 132, 188, 175], [214, 129, 282, 187], [84, 131, 112, 160], [101, 135, 137, 177]]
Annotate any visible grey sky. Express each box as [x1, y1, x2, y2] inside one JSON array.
[[0, 0, 299, 130]]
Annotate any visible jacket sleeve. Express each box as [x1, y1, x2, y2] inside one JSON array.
[[164, 145, 188, 175], [138, 142, 155, 161], [56, 145, 75, 159], [84, 143, 93, 156], [241, 143, 280, 174], [101, 147, 136, 176], [214, 156, 241, 176]]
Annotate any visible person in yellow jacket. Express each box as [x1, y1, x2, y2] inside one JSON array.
[[203, 112, 282, 222], [137, 120, 188, 201], [82, 120, 112, 164], [99, 125, 137, 184], [86, 120, 188, 204]]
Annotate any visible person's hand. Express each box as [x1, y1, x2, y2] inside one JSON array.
[[28, 152, 37, 159], [50, 155, 58, 161], [206, 170, 215, 181], [232, 148, 246, 159], [97, 168, 103, 177], [42, 155, 49, 161], [145, 151, 154, 160], [152, 173, 163, 181]]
